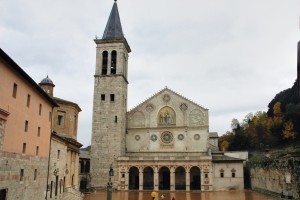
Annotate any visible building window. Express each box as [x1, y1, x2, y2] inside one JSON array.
[[205, 173, 208, 178], [220, 172, 224, 178], [111, 50, 117, 74], [101, 94, 105, 101], [37, 127, 41, 137], [39, 104, 42, 115], [27, 94, 31, 107], [231, 169, 236, 178], [115, 116, 117, 123], [58, 115, 63, 126], [22, 143, 26, 154], [25, 121, 28, 132], [36, 146, 39, 156], [220, 168, 224, 178], [110, 94, 115, 102], [12, 83, 18, 98], [57, 150, 60, 159], [102, 51, 108, 75], [34, 169, 37, 181], [20, 169, 24, 182]]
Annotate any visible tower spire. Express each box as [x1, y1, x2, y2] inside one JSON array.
[[102, 1, 124, 39]]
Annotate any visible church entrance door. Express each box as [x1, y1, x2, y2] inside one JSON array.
[[159, 166, 170, 190]]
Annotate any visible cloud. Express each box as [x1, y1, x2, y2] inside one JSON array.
[[0, 0, 299, 147]]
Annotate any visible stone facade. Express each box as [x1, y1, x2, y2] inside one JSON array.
[[90, 1, 245, 192], [39, 76, 82, 199]]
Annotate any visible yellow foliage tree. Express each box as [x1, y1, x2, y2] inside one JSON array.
[[221, 140, 229, 151], [283, 121, 296, 139], [273, 102, 282, 124]]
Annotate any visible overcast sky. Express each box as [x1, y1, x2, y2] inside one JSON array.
[[1, 0, 299, 147]]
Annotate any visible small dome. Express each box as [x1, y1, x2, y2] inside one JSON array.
[[40, 75, 54, 85]]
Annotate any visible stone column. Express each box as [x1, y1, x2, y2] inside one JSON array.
[[186, 170, 190, 191], [107, 51, 111, 75], [125, 171, 129, 190], [154, 167, 159, 191], [139, 169, 143, 190], [170, 167, 175, 191]]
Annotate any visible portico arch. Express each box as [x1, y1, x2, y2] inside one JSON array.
[[129, 166, 139, 190], [175, 166, 186, 190], [190, 166, 201, 190], [159, 166, 170, 190], [143, 166, 154, 190]]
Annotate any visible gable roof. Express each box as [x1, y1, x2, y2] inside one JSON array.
[[129, 86, 208, 112]]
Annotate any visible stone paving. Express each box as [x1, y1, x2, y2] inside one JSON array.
[[84, 190, 281, 200]]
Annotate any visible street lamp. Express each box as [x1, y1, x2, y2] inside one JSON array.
[[151, 191, 157, 200], [107, 164, 114, 200]]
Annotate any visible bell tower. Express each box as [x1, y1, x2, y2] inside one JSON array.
[[90, 0, 131, 189]]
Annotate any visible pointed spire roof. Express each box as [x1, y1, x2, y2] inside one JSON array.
[[102, 1, 124, 39]]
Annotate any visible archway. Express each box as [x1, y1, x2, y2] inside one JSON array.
[[129, 166, 139, 190], [143, 166, 154, 190], [175, 166, 186, 190], [190, 166, 201, 190], [159, 166, 170, 190]]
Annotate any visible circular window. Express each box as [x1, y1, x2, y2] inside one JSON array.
[[178, 134, 184, 140], [194, 134, 200, 140], [161, 131, 174, 144], [151, 134, 157, 142], [135, 135, 141, 141]]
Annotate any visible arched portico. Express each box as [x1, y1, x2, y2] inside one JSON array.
[[175, 166, 186, 190], [190, 166, 201, 190], [129, 166, 139, 190], [159, 166, 170, 190], [143, 166, 154, 190]]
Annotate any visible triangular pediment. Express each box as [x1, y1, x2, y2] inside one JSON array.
[[128, 87, 208, 114]]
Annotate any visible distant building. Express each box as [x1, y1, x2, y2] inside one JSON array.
[[39, 76, 83, 199], [0, 48, 57, 200], [79, 146, 91, 192], [90, 1, 245, 192]]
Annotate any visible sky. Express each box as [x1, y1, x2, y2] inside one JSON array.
[[1, 0, 299, 148]]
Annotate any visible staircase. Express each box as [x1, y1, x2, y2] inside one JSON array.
[[61, 187, 83, 200]]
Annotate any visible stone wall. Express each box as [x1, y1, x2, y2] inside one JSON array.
[[0, 151, 48, 200], [249, 153, 300, 199]]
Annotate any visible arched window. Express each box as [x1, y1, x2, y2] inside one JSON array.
[[158, 106, 176, 126], [102, 51, 108, 75], [111, 50, 117, 74]]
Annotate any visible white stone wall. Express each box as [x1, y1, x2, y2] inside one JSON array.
[[127, 89, 209, 153], [212, 162, 244, 191]]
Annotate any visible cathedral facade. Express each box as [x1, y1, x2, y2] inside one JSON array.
[[91, 1, 244, 192]]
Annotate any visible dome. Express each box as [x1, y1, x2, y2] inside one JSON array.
[[40, 75, 54, 86]]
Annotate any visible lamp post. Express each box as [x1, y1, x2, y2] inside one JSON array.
[[151, 191, 157, 200], [107, 164, 114, 200]]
